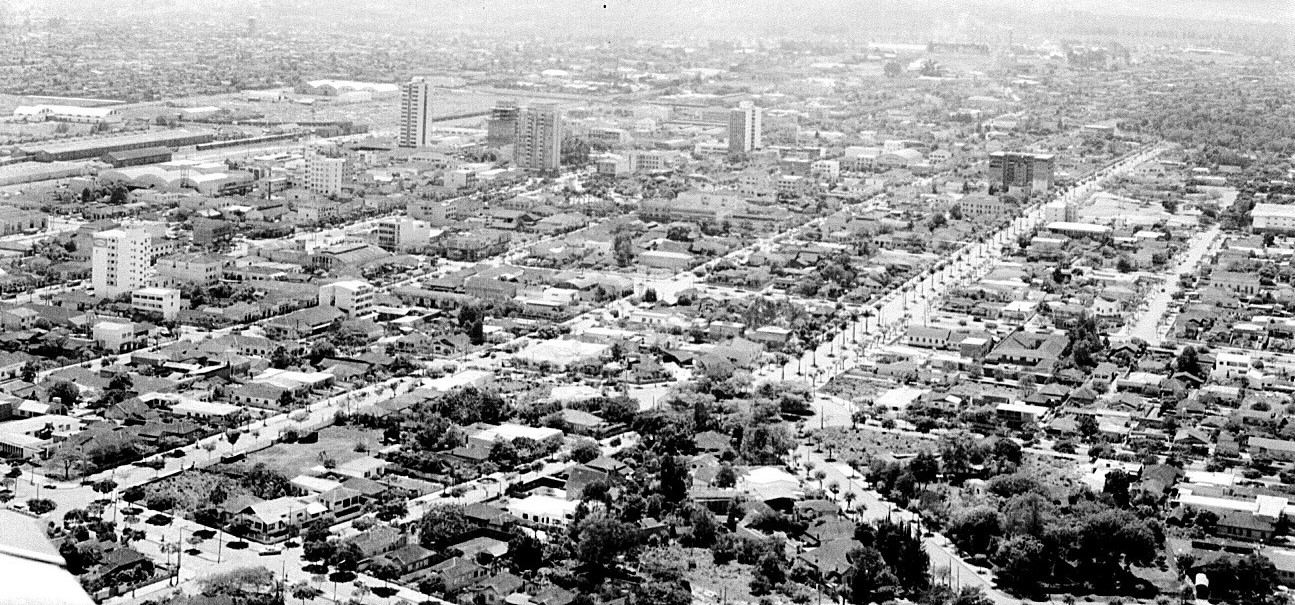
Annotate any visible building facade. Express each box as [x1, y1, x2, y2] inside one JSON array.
[[92, 227, 154, 297], [486, 100, 519, 148], [398, 77, 433, 148], [304, 153, 350, 195], [728, 101, 762, 155], [989, 151, 1055, 194], [318, 280, 375, 319], [132, 287, 181, 320], [376, 217, 433, 252], [514, 104, 563, 173]]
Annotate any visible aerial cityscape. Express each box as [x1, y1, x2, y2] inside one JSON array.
[[0, 1, 1292, 605]]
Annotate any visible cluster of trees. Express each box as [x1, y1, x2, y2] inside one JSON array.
[[420, 386, 508, 426], [941, 471, 1162, 597], [840, 520, 932, 604], [632, 379, 798, 466], [457, 306, 487, 346], [869, 433, 1021, 507], [197, 566, 280, 605]]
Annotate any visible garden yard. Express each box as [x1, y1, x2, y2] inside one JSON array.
[[245, 425, 383, 477], [683, 547, 768, 605]]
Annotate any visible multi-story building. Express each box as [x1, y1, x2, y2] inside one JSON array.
[[728, 101, 762, 155], [0, 207, 48, 235], [956, 194, 1011, 218], [318, 280, 375, 319], [305, 153, 350, 195], [640, 190, 748, 225], [132, 287, 181, 320], [989, 151, 1055, 194], [154, 252, 225, 286], [1252, 204, 1295, 233], [1042, 199, 1078, 223], [630, 150, 669, 173], [193, 217, 235, 249], [514, 104, 563, 173], [92, 227, 155, 297], [377, 217, 434, 252], [398, 77, 433, 148], [486, 100, 519, 147]]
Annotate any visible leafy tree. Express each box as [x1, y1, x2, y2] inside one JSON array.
[[844, 546, 899, 604], [1197, 554, 1279, 603], [1002, 492, 1053, 538], [270, 346, 297, 370], [509, 528, 545, 571], [198, 566, 275, 597], [1103, 469, 1133, 507], [302, 524, 337, 563], [574, 513, 638, 578], [570, 439, 601, 464], [419, 505, 473, 548], [327, 542, 363, 573], [714, 464, 738, 488], [938, 431, 981, 481], [374, 497, 408, 523], [750, 551, 787, 594], [910, 451, 938, 484], [469, 317, 485, 345], [26, 498, 56, 515], [947, 506, 1002, 555], [689, 507, 719, 547], [1176, 346, 1204, 378], [291, 581, 324, 605], [433, 386, 507, 425], [48, 381, 79, 407], [613, 233, 634, 267], [995, 535, 1046, 595], [1077, 414, 1100, 440], [873, 519, 930, 594], [658, 454, 689, 503]]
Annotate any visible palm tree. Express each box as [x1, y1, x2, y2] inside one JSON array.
[[161, 541, 181, 579]]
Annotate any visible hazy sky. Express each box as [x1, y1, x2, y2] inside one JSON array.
[[9, 0, 1294, 40]]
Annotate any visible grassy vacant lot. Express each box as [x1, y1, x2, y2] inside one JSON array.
[[684, 547, 763, 605], [816, 425, 940, 464], [245, 425, 382, 478]]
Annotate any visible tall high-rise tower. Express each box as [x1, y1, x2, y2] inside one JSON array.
[[514, 104, 563, 173], [728, 101, 762, 155], [398, 77, 433, 148], [486, 100, 519, 148], [92, 227, 154, 297]]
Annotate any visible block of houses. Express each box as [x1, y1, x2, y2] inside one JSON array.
[[428, 556, 488, 592], [1249, 437, 1295, 462]]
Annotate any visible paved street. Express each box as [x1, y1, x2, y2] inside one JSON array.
[[1123, 224, 1220, 345], [793, 446, 1016, 605]]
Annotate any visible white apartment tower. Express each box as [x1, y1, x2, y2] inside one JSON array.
[[305, 152, 350, 195], [318, 280, 375, 319], [92, 227, 154, 298], [515, 104, 563, 173], [398, 77, 433, 148], [728, 101, 762, 154]]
